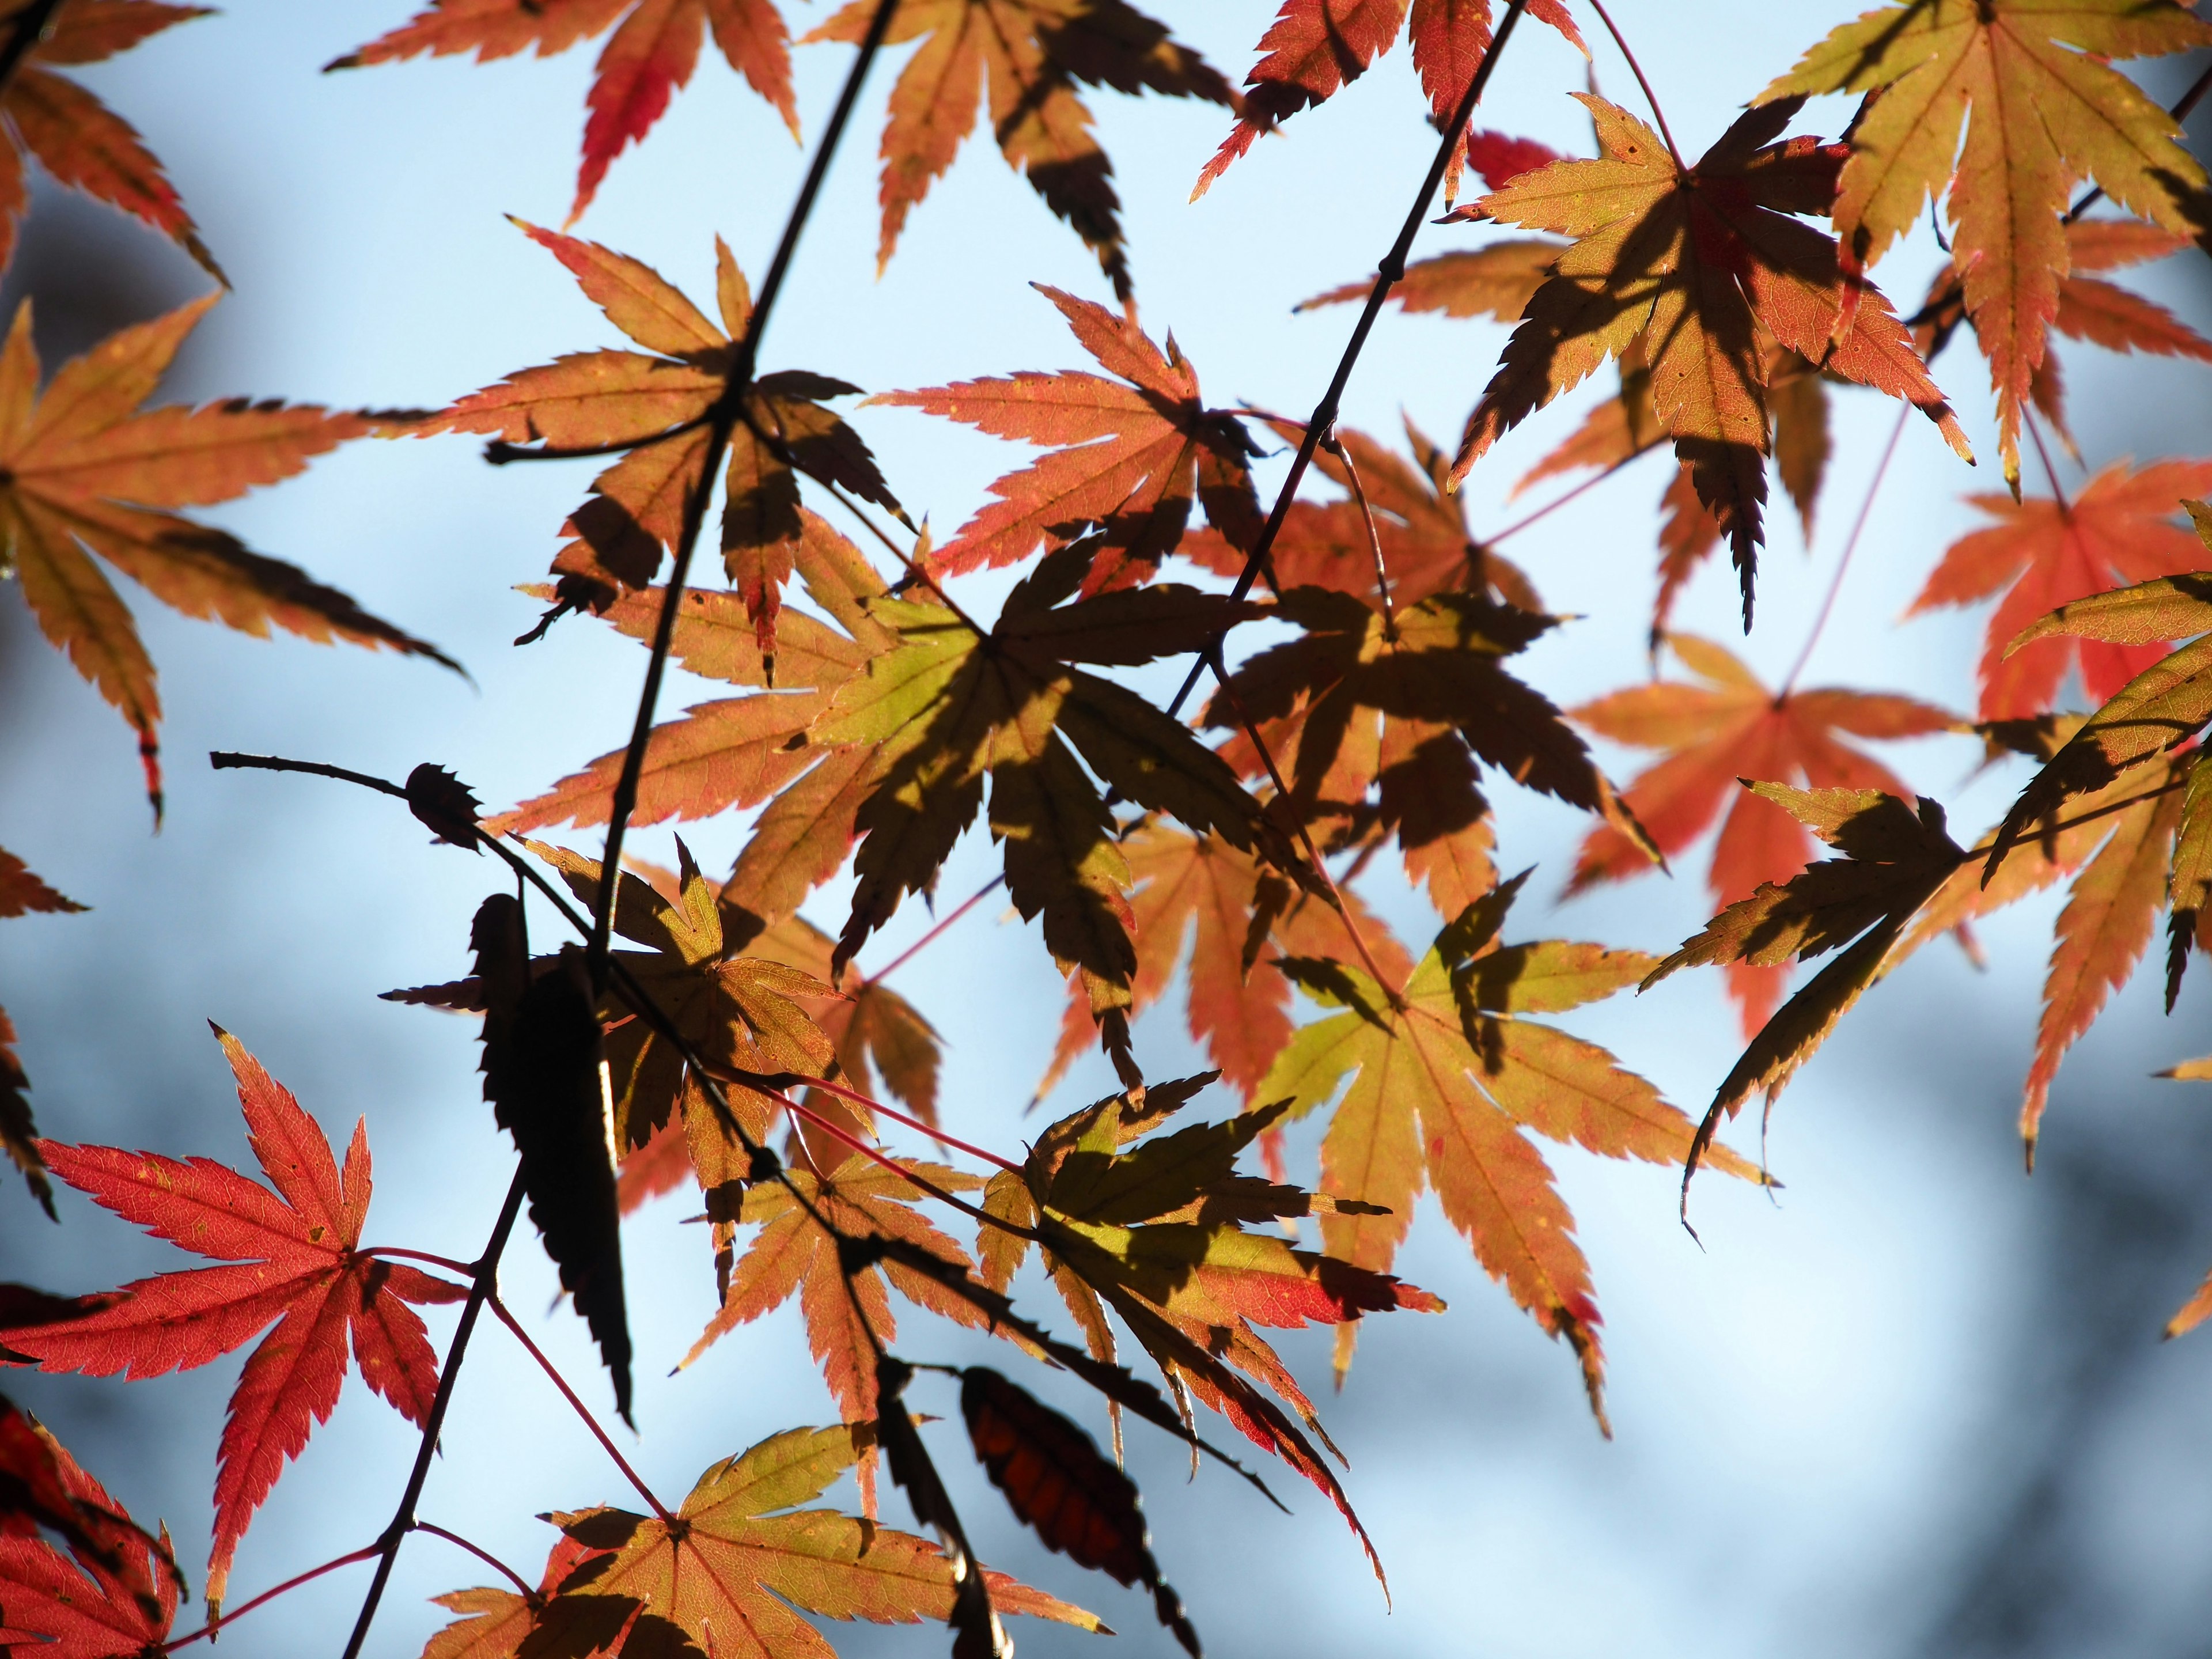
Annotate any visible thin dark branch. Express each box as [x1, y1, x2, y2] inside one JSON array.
[[484, 1295, 673, 1523], [411, 1522, 536, 1601], [585, 0, 903, 989], [1165, 0, 1531, 719], [339, 1168, 529, 1659], [210, 752, 407, 800], [485, 418, 711, 465], [1585, 0, 1685, 169], [161, 1544, 384, 1652], [1779, 404, 1908, 698], [1323, 426, 1397, 637]]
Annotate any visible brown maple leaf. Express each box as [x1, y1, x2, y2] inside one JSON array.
[[0, 297, 457, 817], [870, 285, 1263, 590], [805, 0, 1234, 301], [1450, 94, 1971, 624], [1763, 0, 2212, 485], [332, 0, 798, 225], [0, 1, 221, 279], [1570, 634, 1957, 1034]]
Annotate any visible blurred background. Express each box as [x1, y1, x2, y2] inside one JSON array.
[[5, 3, 2212, 1656]]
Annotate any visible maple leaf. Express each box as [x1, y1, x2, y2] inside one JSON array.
[[1762, 0, 2212, 484], [1931, 218, 2212, 450], [1180, 416, 1542, 616], [807, 546, 1289, 1018], [0, 1421, 180, 1659], [960, 1365, 1198, 1656], [1258, 876, 1755, 1408], [333, 0, 797, 224], [1203, 585, 1655, 892], [0, 1391, 171, 1587], [1907, 460, 2212, 721], [1987, 556, 2212, 868], [745, 912, 943, 1127], [1036, 819, 1414, 1107], [1194, 0, 1585, 201], [0, 850, 85, 1215], [516, 843, 837, 1221], [435, 227, 900, 653], [1648, 786, 1965, 1187], [416, 1536, 607, 1659], [469, 895, 633, 1423], [0, 1027, 467, 1612], [871, 285, 1264, 590], [1450, 94, 1971, 624], [1513, 339, 1836, 639], [1294, 238, 1563, 327], [981, 1077, 1429, 1585], [541, 1422, 1100, 1657], [1569, 634, 1957, 1034], [805, 1, 1233, 301], [0, 297, 457, 817], [493, 517, 903, 973], [0, 0, 221, 279], [680, 1156, 986, 1514]]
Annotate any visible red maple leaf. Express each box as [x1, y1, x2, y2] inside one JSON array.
[[1570, 634, 1956, 1032], [0, 1422, 179, 1659], [0, 1027, 467, 1612], [333, 0, 798, 224], [1907, 459, 2212, 721]]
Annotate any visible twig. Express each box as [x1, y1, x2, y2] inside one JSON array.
[[1584, 0, 1685, 169], [361, 1245, 476, 1280], [338, 1168, 529, 1659], [1209, 676, 1403, 1006], [485, 1294, 673, 1524], [1778, 404, 1908, 698], [802, 1073, 1024, 1175], [586, 0, 904, 990], [1486, 442, 1664, 544], [486, 418, 711, 465], [411, 1522, 537, 1600], [1323, 426, 1397, 637], [863, 876, 1004, 983], [772, 1087, 1024, 1231], [210, 752, 405, 800], [1163, 0, 1533, 721], [2024, 407, 2071, 510], [161, 1544, 384, 1652]]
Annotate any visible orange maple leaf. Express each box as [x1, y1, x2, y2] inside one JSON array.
[[0, 1, 221, 279], [0, 297, 457, 817], [1763, 0, 2212, 486], [806, 0, 1233, 301], [1570, 634, 1957, 1034], [332, 0, 798, 224], [1450, 94, 1970, 624], [1194, 0, 1585, 200], [871, 285, 1263, 590], [1907, 459, 2212, 721]]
